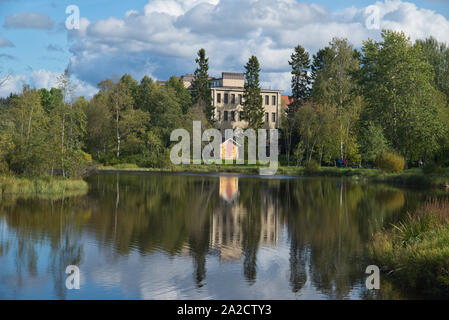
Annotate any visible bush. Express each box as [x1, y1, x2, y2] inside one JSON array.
[[369, 199, 449, 296], [422, 162, 446, 175], [375, 151, 405, 173], [304, 159, 321, 174]]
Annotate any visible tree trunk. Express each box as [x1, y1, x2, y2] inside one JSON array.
[[116, 101, 120, 158]]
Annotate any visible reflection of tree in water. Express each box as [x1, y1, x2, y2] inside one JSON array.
[[289, 234, 307, 293], [238, 179, 280, 284], [278, 179, 421, 298], [188, 178, 215, 287], [0, 173, 428, 298], [0, 195, 87, 298]]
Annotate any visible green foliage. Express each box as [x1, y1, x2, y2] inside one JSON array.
[[293, 101, 336, 164], [166, 76, 192, 114], [289, 45, 311, 112], [242, 55, 264, 129], [369, 199, 449, 296], [304, 159, 321, 174], [359, 121, 389, 163], [311, 38, 362, 161], [0, 73, 89, 178], [416, 36, 449, 104], [191, 48, 213, 121], [360, 30, 448, 162], [422, 162, 446, 175], [375, 151, 405, 173]]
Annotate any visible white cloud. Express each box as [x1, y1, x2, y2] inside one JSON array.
[[0, 69, 98, 98], [65, 0, 449, 93], [0, 74, 26, 97], [3, 12, 55, 30]]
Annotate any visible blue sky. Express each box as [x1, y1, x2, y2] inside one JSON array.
[[1, 0, 449, 97]]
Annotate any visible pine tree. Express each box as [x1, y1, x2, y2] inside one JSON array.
[[242, 56, 264, 129], [191, 48, 213, 122], [289, 45, 311, 114]]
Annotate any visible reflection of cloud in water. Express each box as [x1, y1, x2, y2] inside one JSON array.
[[0, 174, 424, 299]]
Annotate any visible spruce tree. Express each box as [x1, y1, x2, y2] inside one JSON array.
[[191, 48, 213, 122], [242, 56, 264, 129], [289, 45, 311, 114]]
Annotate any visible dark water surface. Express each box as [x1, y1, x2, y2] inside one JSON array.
[[0, 172, 444, 299]]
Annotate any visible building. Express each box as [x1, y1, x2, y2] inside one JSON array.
[[220, 138, 240, 161], [281, 95, 294, 110], [181, 72, 283, 131]]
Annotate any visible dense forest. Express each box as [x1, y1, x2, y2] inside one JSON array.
[[1, 30, 449, 178]]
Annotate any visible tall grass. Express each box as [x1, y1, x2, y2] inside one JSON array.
[[0, 176, 88, 198], [369, 198, 449, 296]]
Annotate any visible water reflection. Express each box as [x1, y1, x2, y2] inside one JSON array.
[[0, 173, 437, 299]]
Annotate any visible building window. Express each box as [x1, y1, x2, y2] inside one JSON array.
[[265, 112, 269, 122], [224, 111, 228, 121], [224, 93, 229, 104], [217, 93, 221, 103], [231, 94, 235, 104], [238, 111, 242, 121], [265, 95, 269, 105], [272, 96, 276, 105], [272, 113, 276, 122], [217, 111, 221, 121], [239, 94, 242, 104], [231, 111, 235, 121]]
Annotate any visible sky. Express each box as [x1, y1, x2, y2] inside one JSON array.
[[1, 0, 449, 98]]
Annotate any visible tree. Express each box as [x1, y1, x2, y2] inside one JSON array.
[[415, 37, 449, 103], [360, 30, 448, 162], [312, 38, 362, 161], [293, 101, 335, 163], [85, 92, 114, 159], [7, 86, 50, 175], [289, 45, 311, 113], [55, 68, 87, 177], [98, 78, 133, 158], [191, 49, 213, 121], [358, 121, 388, 163], [242, 56, 264, 129], [166, 76, 192, 114], [0, 67, 10, 88]]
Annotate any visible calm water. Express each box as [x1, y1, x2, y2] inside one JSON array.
[[0, 172, 443, 300]]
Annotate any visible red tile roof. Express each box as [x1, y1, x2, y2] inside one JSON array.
[[281, 95, 294, 108]]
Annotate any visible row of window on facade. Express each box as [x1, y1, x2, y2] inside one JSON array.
[[216, 93, 277, 106], [216, 111, 277, 122]]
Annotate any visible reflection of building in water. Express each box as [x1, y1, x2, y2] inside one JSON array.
[[211, 202, 246, 261], [212, 177, 279, 262], [259, 203, 279, 246], [219, 176, 239, 203]]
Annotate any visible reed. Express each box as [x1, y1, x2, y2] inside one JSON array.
[[0, 176, 88, 198], [369, 198, 449, 297]]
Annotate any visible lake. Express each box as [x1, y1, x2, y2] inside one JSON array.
[[0, 172, 442, 299]]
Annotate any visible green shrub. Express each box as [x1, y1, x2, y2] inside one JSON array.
[[375, 151, 405, 173], [369, 199, 449, 296], [422, 162, 446, 175], [304, 159, 321, 174]]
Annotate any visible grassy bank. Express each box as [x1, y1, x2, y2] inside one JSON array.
[[369, 199, 449, 297], [96, 164, 449, 188], [0, 176, 89, 198]]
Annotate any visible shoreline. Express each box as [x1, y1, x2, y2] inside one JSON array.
[[95, 165, 449, 188], [369, 199, 449, 297]]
